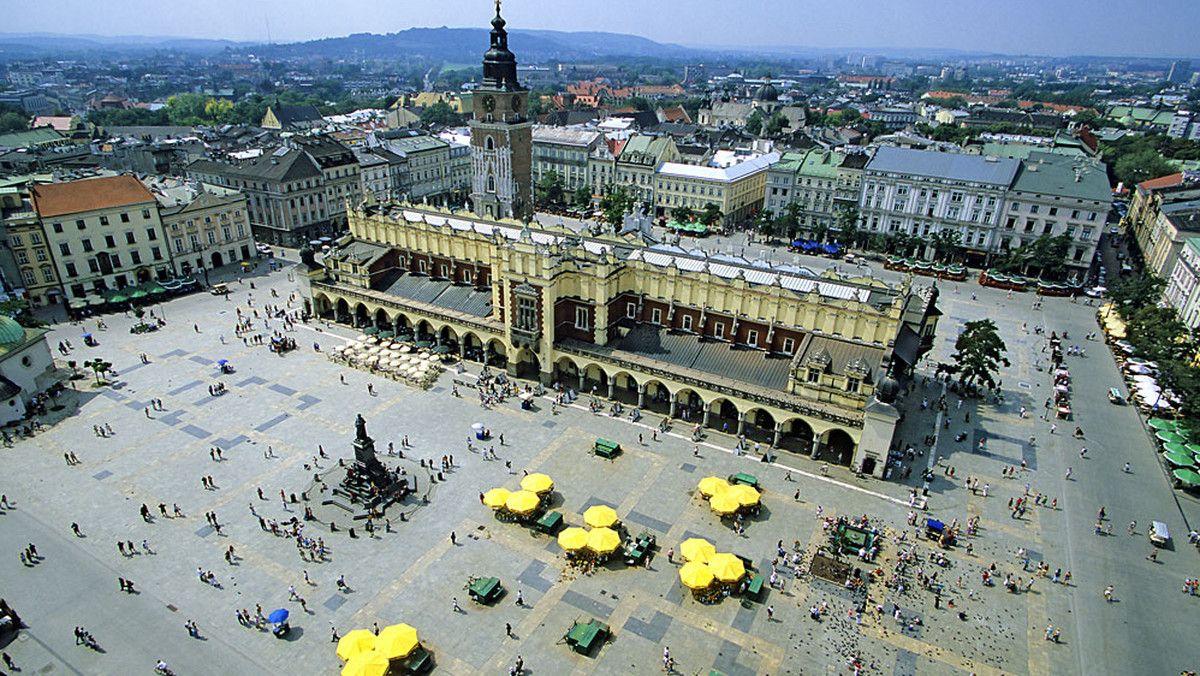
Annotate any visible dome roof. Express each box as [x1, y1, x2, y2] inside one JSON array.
[[876, 375, 901, 404], [755, 80, 779, 102], [0, 316, 25, 345]]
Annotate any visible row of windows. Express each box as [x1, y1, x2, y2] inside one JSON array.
[[47, 209, 152, 234]]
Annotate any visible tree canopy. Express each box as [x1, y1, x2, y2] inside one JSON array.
[[949, 319, 1010, 390]]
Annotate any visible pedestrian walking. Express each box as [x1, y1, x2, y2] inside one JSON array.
[[505, 622, 513, 638], [452, 597, 461, 613], [515, 589, 523, 606]]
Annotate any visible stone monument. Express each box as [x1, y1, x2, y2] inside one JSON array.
[[353, 413, 378, 467]]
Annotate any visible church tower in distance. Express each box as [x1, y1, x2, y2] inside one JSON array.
[[470, 1, 533, 221]]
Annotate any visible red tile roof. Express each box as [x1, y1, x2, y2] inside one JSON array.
[[32, 175, 155, 218], [1138, 173, 1184, 191]]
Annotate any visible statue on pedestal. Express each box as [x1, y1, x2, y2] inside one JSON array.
[[352, 413, 377, 466]]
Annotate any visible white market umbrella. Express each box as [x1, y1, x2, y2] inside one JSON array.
[[400, 345, 411, 353], [356, 335, 370, 343], [390, 344, 402, 351]]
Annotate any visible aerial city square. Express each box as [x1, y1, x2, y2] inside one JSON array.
[[0, 1, 1199, 674]]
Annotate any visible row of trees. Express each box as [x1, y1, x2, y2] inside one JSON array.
[[1110, 272, 1200, 432]]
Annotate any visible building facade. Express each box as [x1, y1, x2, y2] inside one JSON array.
[[615, 135, 680, 205], [653, 152, 779, 227], [186, 149, 329, 247], [532, 127, 603, 194], [1, 187, 61, 308], [153, 181, 254, 277], [291, 135, 361, 232], [31, 175, 170, 304], [860, 147, 1017, 263], [1164, 238, 1200, 329], [1003, 152, 1110, 272]]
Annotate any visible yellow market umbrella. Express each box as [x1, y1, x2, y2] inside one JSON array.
[[341, 649, 390, 676], [726, 483, 760, 507], [586, 527, 622, 554], [707, 552, 746, 582], [709, 492, 740, 515], [520, 473, 554, 495], [679, 538, 716, 564], [583, 505, 619, 529], [697, 476, 730, 497], [679, 561, 715, 589], [558, 527, 590, 551], [336, 629, 377, 661], [483, 488, 511, 509], [375, 623, 419, 660], [505, 490, 541, 515]]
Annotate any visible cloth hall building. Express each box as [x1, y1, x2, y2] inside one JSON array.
[[301, 6, 940, 478]]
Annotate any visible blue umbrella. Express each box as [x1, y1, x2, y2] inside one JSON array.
[[82, 333, 92, 338], [267, 608, 289, 624], [217, 359, 228, 365]]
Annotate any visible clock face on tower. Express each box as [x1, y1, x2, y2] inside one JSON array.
[[481, 95, 496, 112]]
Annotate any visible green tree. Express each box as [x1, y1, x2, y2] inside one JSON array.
[[1112, 150, 1176, 189], [745, 109, 764, 135], [0, 298, 45, 328], [699, 202, 723, 228], [930, 230, 962, 262], [671, 205, 694, 223], [535, 171, 565, 206], [834, 206, 861, 247], [83, 358, 113, 387], [1110, 270, 1167, 313], [573, 183, 593, 207], [419, 101, 462, 127], [949, 319, 1010, 390], [165, 93, 211, 125], [763, 110, 789, 136], [599, 187, 633, 225], [627, 96, 653, 112]]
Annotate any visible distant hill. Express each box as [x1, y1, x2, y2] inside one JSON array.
[[0, 33, 248, 60], [249, 26, 699, 63]]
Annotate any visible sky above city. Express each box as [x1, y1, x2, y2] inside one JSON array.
[[6, 0, 1200, 58]]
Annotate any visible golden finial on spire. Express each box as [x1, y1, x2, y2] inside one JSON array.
[[495, 0, 502, 15]]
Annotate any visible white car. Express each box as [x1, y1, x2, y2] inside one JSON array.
[[1086, 285, 1107, 297]]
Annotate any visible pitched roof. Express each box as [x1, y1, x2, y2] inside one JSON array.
[[187, 148, 323, 184], [1011, 152, 1111, 202], [269, 105, 324, 127], [865, 146, 1020, 187], [32, 175, 155, 217], [1138, 173, 1184, 192]]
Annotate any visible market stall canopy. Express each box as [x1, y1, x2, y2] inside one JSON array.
[[341, 649, 390, 676], [709, 492, 740, 515], [697, 476, 730, 497], [679, 561, 715, 589], [558, 527, 589, 551], [1173, 468, 1200, 487], [520, 473, 554, 495], [483, 488, 511, 509], [1163, 451, 1196, 468], [505, 490, 541, 515], [726, 484, 761, 507], [1147, 418, 1179, 431], [336, 629, 377, 661], [707, 552, 746, 582], [1157, 430, 1190, 444], [374, 623, 419, 660], [1162, 442, 1189, 456], [583, 505, 618, 529], [587, 527, 621, 554], [680, 538, 716, 564]]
